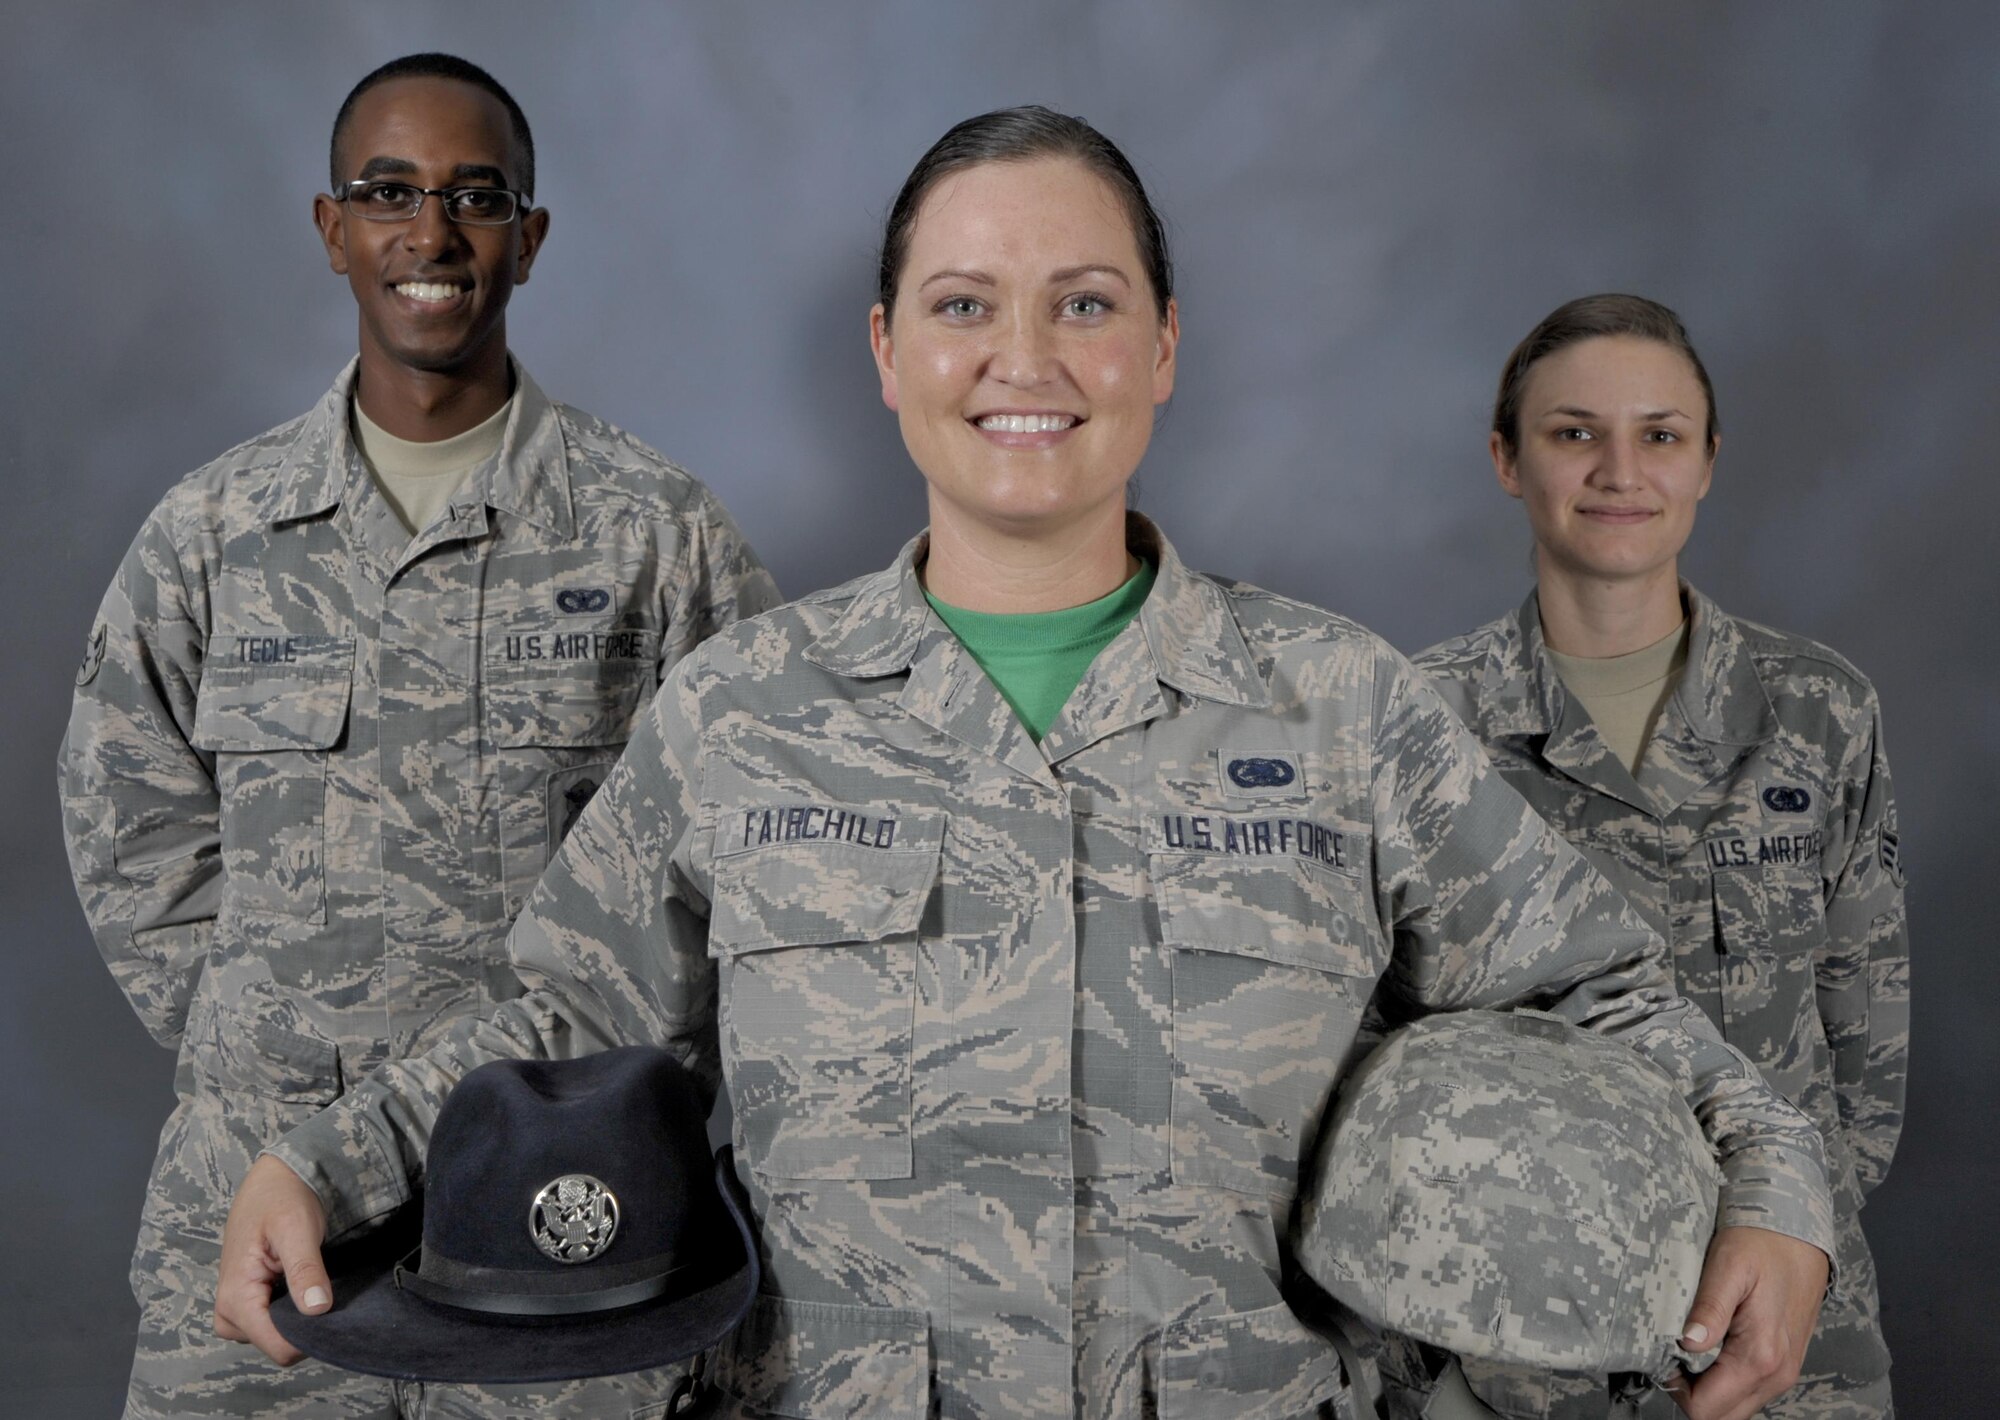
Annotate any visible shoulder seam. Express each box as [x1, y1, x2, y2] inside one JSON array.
[[1211, 576, 1374, 645]]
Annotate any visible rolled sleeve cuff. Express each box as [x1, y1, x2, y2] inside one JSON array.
[[260, 1093, 416, 1241], [1716, 1144, 1842, 1295]]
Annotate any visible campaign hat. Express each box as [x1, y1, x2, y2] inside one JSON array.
[[1298, 1010, 1720, 1383], [272, 1046, 758, 1384]]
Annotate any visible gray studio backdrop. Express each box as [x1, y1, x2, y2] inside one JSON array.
[[4, 2, 1994, 1413]]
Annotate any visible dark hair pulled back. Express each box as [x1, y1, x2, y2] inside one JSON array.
[[877, 105, 1173, 321], [1493, 294, 1719, 453]]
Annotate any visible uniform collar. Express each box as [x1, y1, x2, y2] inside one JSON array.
[[1670, 585, 1779, 747], [1475, 583, 1778, 815], [1476, 584, 1775, 747], [804, 513, 1270, 710], [264, 357, 575, 539], [1471, 590, 1565, 741]]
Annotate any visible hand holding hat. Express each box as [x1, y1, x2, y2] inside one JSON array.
[[216, 1046, 759, 1386], [214, 1153, 331, 1366]]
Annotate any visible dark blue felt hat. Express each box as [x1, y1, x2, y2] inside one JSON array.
[[272, 1046, 758, 1384]]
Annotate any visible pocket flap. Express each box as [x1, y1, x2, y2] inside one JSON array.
[[1152, 852, 1381, 979], [187, 995, 342, 1104], [713, 1294, 930, 1420], [710, 808, 946, 957], [1159, 1300, 1348, 1420], [1711, 869, 1774, 955], [192, 641, 354, 751], [484, 663, 651, 748]]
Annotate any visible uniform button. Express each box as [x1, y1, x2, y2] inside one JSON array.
[[1330, 911, 1351, 939]]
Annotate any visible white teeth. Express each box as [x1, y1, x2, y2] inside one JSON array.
[[396, 281, 462, 302], [976, 413, 1077, 433]]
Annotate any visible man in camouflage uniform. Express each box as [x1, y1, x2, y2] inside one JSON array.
[[1413, 587, 1908, 1419], [60, 53, 778, 1418], [227, 517, 1834, 1419]]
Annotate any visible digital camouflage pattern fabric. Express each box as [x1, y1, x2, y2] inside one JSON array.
[[59, 360, 779, 1418], [1301, 1010, 1720, 1385], [270, 519, 1834, 1420], [1406, 588, 1908, 1420]]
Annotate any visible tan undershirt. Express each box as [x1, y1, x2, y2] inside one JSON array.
[[351, 396, 512, 535], [1545, 620, 1690, 779]]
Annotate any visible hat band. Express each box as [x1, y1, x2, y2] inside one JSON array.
[[394, 1244, 725, 1318]]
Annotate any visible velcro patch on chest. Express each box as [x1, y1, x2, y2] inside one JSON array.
[[497, 628, 654, 664], [555, 587, 612, 615], [1705, 829, 1824, 871], [223, 632, 351, 670], [724, 803, 906, 856], [1216, 747, 1306, 800], [1158, 811, 1354, 872], [1759, 781, 1815, 817]]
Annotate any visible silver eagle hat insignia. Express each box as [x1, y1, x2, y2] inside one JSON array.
[[530, 1173, 621, 1263]]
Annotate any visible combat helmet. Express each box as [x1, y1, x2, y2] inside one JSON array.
[[1298, 1010, 1720, 1384]]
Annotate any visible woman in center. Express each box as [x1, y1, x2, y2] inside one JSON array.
[[239, 108, 1833, 1418]]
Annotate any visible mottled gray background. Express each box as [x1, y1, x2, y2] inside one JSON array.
[[4, 2, 1993, 1413]]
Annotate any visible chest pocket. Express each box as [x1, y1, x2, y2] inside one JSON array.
[[708, 808, 946, 1182], [1712, 866, 1828, 1105], [1152, 851, 1383, 1201], [192, 642, 354, 923], [483, 627, 657, 918]]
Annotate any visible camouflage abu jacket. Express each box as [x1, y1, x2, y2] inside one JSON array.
[[1414, 589, 1908, 1410], [59, 358, 780, 1088], [270, 519, 1834, 1420]]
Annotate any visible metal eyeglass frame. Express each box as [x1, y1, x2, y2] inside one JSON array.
[[334, 180, 527, 226]]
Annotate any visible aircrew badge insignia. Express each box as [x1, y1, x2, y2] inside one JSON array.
[[1229, 757, 1294, 789], [1219, 748, 1304, 799], [76, 623, 106, 686], [530, 1174, 620, 1263], [1761, 784, 1812, 815], [556, 587, 612, 614]]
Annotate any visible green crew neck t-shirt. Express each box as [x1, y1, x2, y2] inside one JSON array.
[[925, 560, 1156, 741]]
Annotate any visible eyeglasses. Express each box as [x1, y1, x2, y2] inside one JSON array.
[[335, 180, 525, 226]]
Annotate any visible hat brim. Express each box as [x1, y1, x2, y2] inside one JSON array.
[[272, 1151, 760, 1384]]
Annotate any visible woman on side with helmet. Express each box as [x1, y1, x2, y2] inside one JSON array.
[[219, 127, 1835, 1420], [1412, 294, 1907, 1419]]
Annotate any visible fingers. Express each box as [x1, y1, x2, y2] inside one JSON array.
[[1673, 1226, 1826, 1420], [1678, 1237, 1750, 1360], [276, 1208, 335, 1320], [1679, 1329, 1799, 1420], [214, 1269, 304, 1367], [212, 1155, 329, 1368]]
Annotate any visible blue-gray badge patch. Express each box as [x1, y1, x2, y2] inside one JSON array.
[[1761, 783, 1812, 815], [556, 587, 612, 615], [76, 622, 106, 686], [1219, 749, 1304, 800]]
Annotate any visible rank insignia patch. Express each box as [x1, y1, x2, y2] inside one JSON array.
[[76, 623, 106, 686]]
